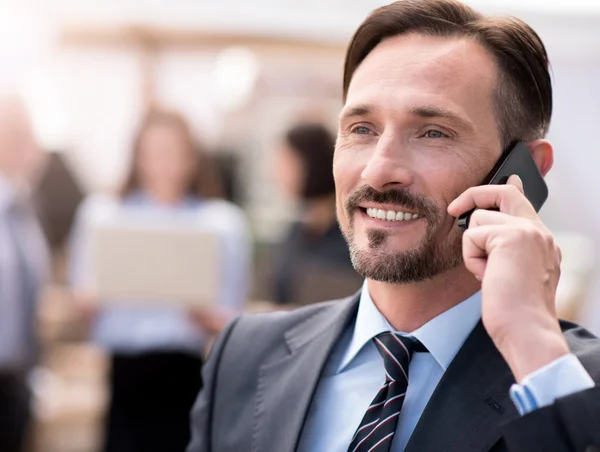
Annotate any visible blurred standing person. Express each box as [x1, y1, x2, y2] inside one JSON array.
[[0, 94, 49, 452], [68, 109, 251, 452], [272, 123, 362, 305]]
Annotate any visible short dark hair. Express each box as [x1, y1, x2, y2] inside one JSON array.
[[343, 0, 552, 148], [285, 123, 336, 200], [121, 108, 224, 199]]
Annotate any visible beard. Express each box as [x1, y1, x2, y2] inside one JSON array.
[[341, 186, 463, 284]]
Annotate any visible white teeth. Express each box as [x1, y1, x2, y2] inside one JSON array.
[[364, 207, 422, 221]]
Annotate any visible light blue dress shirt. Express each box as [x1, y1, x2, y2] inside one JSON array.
[[298, 281, 594, 452], [68, 192, 251, 355]]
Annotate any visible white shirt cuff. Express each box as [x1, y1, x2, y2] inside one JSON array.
[[509, 353, 594, 415]]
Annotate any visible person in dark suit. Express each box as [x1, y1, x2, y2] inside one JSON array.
[[188, 1, 600, 451], [272, 122, 362, 306]]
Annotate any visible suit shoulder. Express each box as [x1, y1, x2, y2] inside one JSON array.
[[232, 299, 344, 340], [560, 319, 600, 380], [217, 298, 352, 366]]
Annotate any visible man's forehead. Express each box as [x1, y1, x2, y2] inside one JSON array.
[[346, 33, 498, 108]]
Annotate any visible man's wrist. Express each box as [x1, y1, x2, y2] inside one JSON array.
[[493, 323, 570, 383]]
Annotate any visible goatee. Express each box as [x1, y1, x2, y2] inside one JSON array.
[[341, 185, 463, 283]]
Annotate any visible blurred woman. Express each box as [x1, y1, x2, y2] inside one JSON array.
[[68, 109, 250, 452], [272, 122, 362, 306]]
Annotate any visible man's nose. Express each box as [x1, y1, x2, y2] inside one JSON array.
[[360, 135, 414, 192]]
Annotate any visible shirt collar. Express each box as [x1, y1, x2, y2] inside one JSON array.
[[338, 280, 482, 373]]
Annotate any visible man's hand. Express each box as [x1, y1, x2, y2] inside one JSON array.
[[448, 175, 570, 382]]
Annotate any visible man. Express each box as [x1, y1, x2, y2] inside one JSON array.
[[0, 94, 49, 452], [188, 1, 600, 451]]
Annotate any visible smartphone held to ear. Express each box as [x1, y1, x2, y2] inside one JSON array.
[[457, 141, 548, 230]]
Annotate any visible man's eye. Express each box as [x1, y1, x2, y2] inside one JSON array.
[[424, 129, 447, 138], [352, 126, 372, 135]]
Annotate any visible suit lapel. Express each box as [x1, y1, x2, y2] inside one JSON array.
[[252, 294, 359, 452], [405, 322, 520, 452]]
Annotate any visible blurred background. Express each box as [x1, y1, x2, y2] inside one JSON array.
[[1, 0, 600, 450]]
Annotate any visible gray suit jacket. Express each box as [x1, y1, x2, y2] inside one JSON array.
[[188, 293, 600, 452]]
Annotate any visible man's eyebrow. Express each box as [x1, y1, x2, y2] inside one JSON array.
[[339, 104, 375, 122], [339, 103, 475, 132], [409, 106, 474, 132]]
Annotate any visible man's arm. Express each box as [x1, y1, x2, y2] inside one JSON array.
[[448, 174, 600, 450], [187, 317, 240, 452], [501, 385, 600, 452]]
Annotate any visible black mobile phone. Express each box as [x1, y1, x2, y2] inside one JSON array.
[[457, 141, 548, 230]]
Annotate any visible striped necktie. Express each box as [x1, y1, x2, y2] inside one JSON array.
[[347, 332, 426, 452]]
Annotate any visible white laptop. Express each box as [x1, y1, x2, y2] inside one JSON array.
[[89, 222, 222, 308]]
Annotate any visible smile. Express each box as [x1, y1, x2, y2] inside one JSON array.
[[364, 207, 423, 222]]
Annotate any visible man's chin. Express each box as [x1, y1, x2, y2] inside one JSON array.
[[348, 236, 463, 284], [354, 231, 425, 254]]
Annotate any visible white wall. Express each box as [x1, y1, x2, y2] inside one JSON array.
[[544, 61, 600, 333]]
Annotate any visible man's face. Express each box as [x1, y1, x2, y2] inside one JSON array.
[[335, 33, 503, 283]]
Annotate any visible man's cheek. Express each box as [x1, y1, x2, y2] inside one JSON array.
[[335, 194, 349, 228]]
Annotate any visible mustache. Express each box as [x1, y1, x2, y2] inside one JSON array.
[[345, 185, 439, 219]]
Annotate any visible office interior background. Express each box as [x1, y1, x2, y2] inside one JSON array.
[[1, 0, 600, 450]]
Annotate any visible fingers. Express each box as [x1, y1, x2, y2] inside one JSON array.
[[466, 208, 544, 229], [448, 175, 537, 220], [468, 209, 511, 227], [460, 205, 527, 279], [461, 208, 554, 279], [461, 224, 503, 279]]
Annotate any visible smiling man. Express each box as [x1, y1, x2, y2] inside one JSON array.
[[188, 1, 600, 451]]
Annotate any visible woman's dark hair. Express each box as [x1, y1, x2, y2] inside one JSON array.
[[120, 108, 223, 199], [285, 123, 336, 200], [343, 0, 552, 147]]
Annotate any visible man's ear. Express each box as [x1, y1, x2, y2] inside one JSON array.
[[526, 139, 553, 176]]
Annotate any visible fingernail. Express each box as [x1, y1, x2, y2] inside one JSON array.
[[508, 174, 523, 186]]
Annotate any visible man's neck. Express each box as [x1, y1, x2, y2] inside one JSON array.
[[367, 265, 481, 333]]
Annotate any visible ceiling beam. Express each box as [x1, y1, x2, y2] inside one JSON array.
[[59, 24, 346, 54]]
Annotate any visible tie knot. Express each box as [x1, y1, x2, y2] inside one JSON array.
[[373, 332, 425, 382]]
